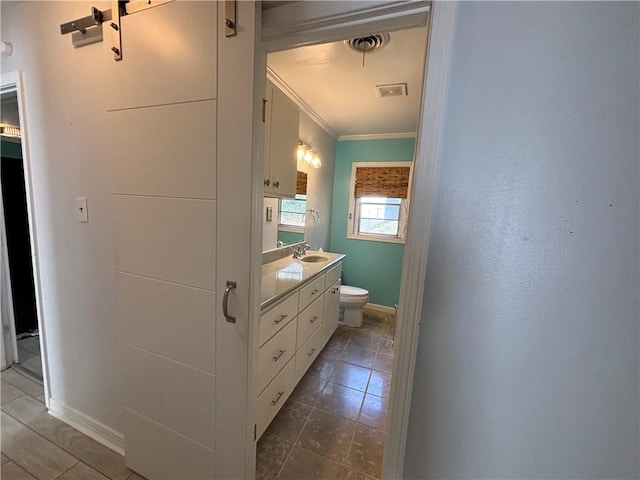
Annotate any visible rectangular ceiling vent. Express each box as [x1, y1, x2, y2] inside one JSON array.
[[375, 83, 408, 98]]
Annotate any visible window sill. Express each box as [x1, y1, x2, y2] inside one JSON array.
[[346, 233, 405, 245], [278, 226, 305, 233]]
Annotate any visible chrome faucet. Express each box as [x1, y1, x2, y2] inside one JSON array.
[[293, 243, 311, 259]]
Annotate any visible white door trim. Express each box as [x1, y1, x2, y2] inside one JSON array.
[[256, 1, 457, 477], [0, 71, 50, 404], [383, 2, 457, 477]]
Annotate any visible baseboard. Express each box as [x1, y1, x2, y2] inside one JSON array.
[[364, 303, 396, 315], [48, 398, 124, 456]]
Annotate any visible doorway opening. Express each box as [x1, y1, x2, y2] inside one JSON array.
[[1, 79, 44, 385], [256, 22, 429, 480]]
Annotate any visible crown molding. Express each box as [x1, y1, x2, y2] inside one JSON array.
[[266, 66, 339, 140], [338, 132, 417, 141]]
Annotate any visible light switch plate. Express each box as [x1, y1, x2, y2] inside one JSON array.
[[76, 197, 88, 223], [266, 206, 273, 222]]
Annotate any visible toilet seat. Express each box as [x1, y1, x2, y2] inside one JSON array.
[[340, 285, 368, 298]]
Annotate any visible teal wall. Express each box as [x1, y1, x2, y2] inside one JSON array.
[[1, 140, 22, 159], [329, 138, 415, 307], [278, 230, 304, 245]]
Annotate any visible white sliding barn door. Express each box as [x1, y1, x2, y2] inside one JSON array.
[[107, 2, 259, 478]]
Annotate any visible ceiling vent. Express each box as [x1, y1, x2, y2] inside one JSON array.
[[345, 34, 390, 54], [375, 83, 408, 98]]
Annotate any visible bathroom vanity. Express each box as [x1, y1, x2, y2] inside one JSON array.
[[257, 249, 345, 439]]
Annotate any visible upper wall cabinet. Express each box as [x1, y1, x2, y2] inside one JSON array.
[[264, 80, 299, 198]]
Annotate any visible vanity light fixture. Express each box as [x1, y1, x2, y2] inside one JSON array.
[[0, 123, 20, 138], [297, 141, 321, 169]]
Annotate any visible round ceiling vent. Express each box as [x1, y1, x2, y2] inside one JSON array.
[[345, 33, 390, 54]]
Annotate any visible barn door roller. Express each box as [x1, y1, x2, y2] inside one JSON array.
[[59, 0, 174, 61]]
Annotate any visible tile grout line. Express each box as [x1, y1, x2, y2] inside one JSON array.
[[275, 328, 352, 478], [53, 459, 81, 480]]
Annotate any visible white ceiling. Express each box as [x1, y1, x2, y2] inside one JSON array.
[[267, 26, 428, 138]]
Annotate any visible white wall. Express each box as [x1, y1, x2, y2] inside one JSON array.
[[405, 2, 639, 478], [1, 2, 121, 431], [298, 111, 336, 250]]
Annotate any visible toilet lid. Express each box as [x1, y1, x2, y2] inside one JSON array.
[[340, 285, 368, 296]]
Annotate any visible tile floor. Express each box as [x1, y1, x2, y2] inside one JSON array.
[[1, 314, 394, 480], [14, 335, 43, 381], [0, 368, 145, 480], [256, 314, 395, 480]]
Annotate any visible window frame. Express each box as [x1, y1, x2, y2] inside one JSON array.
[[347, 161, 413, 244], [278, 194, 307, 232]]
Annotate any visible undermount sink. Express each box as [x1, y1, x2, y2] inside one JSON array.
[[300, 255, 329, 263]]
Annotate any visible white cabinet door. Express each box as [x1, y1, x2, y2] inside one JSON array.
[[323, 280, 341, 346], [109, 3, 258, 479], [264, 81, 299, 198]]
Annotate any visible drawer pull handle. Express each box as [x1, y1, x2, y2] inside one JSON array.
[[310, 316, 318, 324], [311, 289, 319, 295], [271, 391, 284, 406], [273, 349, 286, 362], [308, 348, 317, 357], [274, 314, 288, 325]]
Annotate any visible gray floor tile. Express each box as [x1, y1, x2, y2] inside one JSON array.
[[377, 337, 394, 356], [289, 373, 327, 407], [315, 382, 365, 421], [1, 461, 37, 480], [305, 358, 337, 381], [57, 462, 110, 480], [297, 409, 355, 462], [18, 357, 43, 379], [126, 474, 148, 480], [265, 399, 312, 443], [17, 337, 40, 356], [372, 352, 393, 374], [36, 394, 45, 404], [1, 381, 25, 406], [17, 348, 36, 363], [347, 330, 380, 351], [1, 411, 78, 480], [279, 446, 343, 480], [2, 396, 131, 480], [1, 452, 9, 465], [366, 371, 391, 399], [340, 343, 376, 369], [1, 370, 43, 398], [347, 424, 384, 479], [342, 467, 378, 480], [256, 432, 293, 480], [358, 394, 388, 431], [329, 362, 371, 392]]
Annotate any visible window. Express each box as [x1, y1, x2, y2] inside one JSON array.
[[279, 171, 308, 230], [347, 162, 412, 243], [279, 194, 307, 229]]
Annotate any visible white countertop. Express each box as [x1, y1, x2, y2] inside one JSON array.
[[261, 251, 346, 310]]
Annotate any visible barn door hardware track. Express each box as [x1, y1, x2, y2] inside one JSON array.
[[59, 0, 173, 61]]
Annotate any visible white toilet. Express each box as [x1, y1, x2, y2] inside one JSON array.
[[339, 285, 369, 327]]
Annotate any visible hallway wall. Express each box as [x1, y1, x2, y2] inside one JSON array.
[[405, 2, 640, 478]]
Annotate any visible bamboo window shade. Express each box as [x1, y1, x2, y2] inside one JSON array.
[[296, 171, 308, 195], [354, 166, 411, 199]]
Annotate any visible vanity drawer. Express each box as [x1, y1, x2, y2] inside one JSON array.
[[256, 357, 295, 440], [325, 263, 342, 290], [259, 292, 298, 346], [299, 274, 325, 311], [295, 325, 323, 384], [257, 319, 297, 394], [297, 295, 324, 350]]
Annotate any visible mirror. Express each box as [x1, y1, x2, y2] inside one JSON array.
[[262, 171, 306, 252]]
